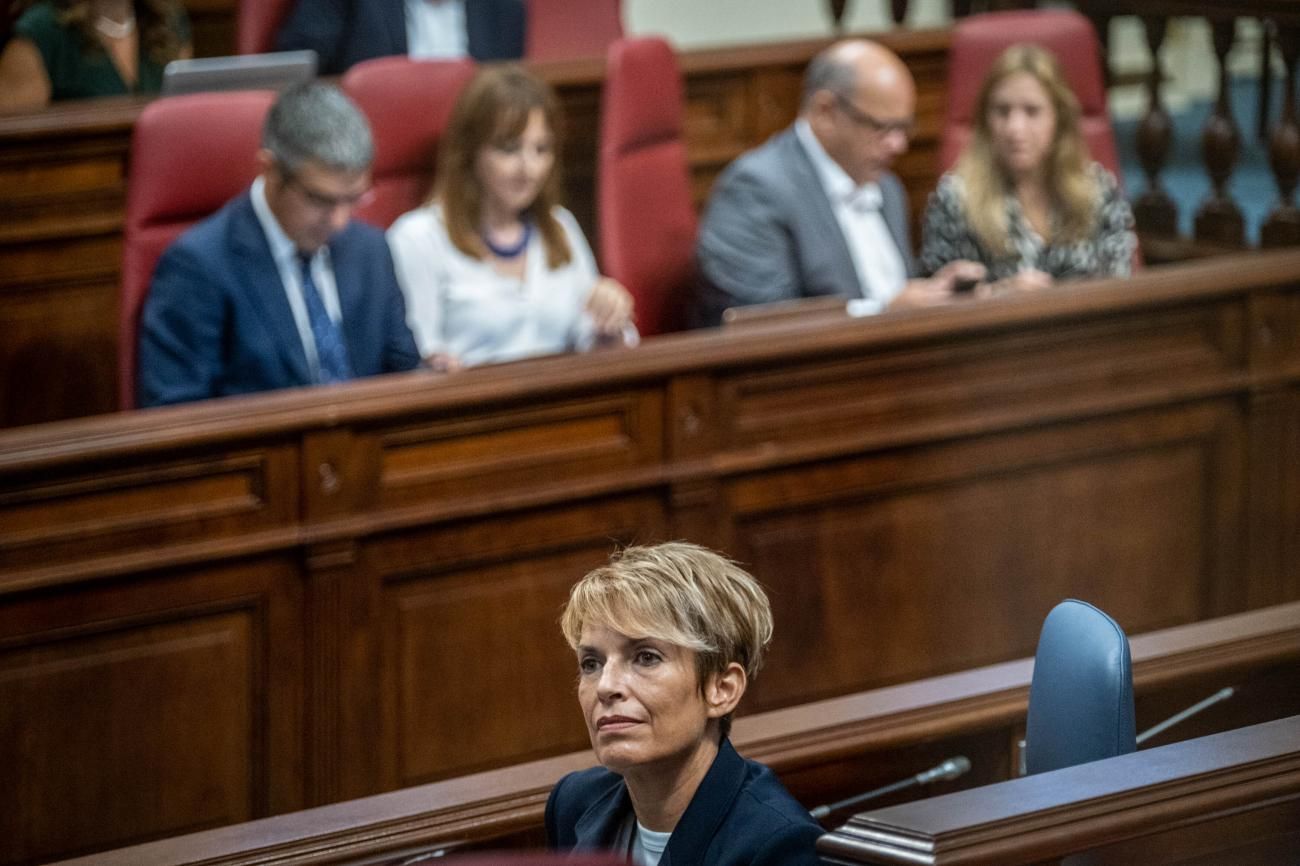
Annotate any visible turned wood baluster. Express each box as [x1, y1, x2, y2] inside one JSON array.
[[1135, 16, 1179, 238], [827, 0, 849, 32], [890, 0, 909, 26], [1262, 23, 1300, 247], [1195, 17, 1245, 246]]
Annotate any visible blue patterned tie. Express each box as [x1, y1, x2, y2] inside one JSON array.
[[298, 253, 353, 384]]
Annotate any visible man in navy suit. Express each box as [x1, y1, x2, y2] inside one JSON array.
[[275, 0, 526, 75], [137, 82, 421, 408]]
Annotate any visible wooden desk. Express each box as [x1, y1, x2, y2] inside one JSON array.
[[818, 715, 1300, 865], [0, 30, 949, 427], [46, 601, 1300, 866], [3, 253, 1299, 864]]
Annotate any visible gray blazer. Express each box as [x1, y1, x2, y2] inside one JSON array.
[[694, 127, 915, 327]]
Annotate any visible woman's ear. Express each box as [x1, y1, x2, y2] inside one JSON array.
[[704, 662, 747, 719]]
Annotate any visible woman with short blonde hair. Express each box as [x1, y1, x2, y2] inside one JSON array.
[[547, 542, 821, 866], [920, 43, 1135, 293]]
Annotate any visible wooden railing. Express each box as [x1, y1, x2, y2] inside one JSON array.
[[818, 714, 1300, 865], [3, 252, 1299, 864], [46, 602, 1300, 866]]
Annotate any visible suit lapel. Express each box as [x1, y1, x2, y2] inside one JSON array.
[[780, 131, 866, 298], [328, 231, 365, 372], [880, 178, 916, 277], [661, 740, 747, 866], [573, 780, 633, 851], [227, 193, 313, 385]]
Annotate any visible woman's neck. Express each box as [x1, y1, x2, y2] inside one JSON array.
[[622, 735, 721, 834], [479, 201, 524, 236]]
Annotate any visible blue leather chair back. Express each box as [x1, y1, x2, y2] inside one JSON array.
[[1024, 599, 1136, 775]]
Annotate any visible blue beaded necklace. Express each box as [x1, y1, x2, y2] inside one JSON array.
[[482, 219, 533, 259]]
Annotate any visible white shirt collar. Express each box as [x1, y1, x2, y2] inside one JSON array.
[[795, 119, 882, 211], [250, 175, 300, 265]]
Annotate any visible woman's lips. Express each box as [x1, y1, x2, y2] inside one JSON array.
[[596, 715, 640, 731]]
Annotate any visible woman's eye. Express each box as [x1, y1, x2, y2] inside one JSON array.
[[634, 650, 661, 666], [579, 656, 600, 674]]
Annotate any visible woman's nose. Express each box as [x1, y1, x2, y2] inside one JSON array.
[[596, 660, 626, 699]]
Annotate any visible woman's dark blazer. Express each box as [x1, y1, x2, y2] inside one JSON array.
[[545, 739, 825, 866]]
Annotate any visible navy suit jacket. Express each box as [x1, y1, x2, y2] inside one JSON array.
[[137, 190, 420, 408], [545, 739, 824, 866], [275, 0, 526, 74]]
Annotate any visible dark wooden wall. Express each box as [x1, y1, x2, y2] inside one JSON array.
[[3, 253, 1300, 864], [0, 29, 950, 427]]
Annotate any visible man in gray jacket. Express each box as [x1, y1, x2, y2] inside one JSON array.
[[694, 39, 983, 327]]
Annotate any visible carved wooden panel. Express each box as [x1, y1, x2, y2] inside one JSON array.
[[731, 402, 1244, 711], [368, 494, 669, 787], [717, 301, 1245, 456], [373, 390, 664, 512], [0, 556, 304, 864], [0, 444, 299, 581]]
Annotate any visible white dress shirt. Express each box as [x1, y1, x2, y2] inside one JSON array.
[[249, 176, 344, 381], [795, 120, 906, 313], [387, 203, 637, 366], [405, 0, 468, 59]]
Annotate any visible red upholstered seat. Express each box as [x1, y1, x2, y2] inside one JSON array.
[[119, 91, 273, 410], [341, 56, 477, 229], [939, 9, 1120, 180], [598, 37, 695, 336], [525, 0, 623, 61], [235, 0, 298, 55]]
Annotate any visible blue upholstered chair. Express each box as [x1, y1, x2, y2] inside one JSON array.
[[1023, 599, 1136, 775]]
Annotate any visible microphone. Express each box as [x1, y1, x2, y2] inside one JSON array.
[[1136, 686, 1235, 745], [809, 755, 971, 821]]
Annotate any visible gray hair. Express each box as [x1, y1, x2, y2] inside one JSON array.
[[263, 82, 374, 175], [802, 47, 859, 109]]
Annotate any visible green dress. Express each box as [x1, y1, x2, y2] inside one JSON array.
[[14, 2, 191, 101]]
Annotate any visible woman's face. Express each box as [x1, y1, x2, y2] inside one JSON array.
[[474, 107, 554, 219], [576, 624, 719, 774], [987, 71, 1057, 180]]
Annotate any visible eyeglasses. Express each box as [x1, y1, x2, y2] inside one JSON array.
[[835, 93, 914, 139], [280, 166, 373, 211]]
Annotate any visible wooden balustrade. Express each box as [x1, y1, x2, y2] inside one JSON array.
[[1080, 1, 1300, 260], [45, 602, 1300, 866], [2, 253, 1299, 865]]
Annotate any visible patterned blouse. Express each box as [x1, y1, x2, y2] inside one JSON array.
[[919, 163, 1137, 282]]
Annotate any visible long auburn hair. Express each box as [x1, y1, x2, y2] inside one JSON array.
[[955, 43, 1099, 255], [54, 0, 185, 66], [433, 65, 571, 269]]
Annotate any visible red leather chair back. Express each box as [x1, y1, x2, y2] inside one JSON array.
[[939, 9, 1119, 178], [235, 0, 297, 54], [120, 91, 273, 409], [342, 56, 477, 229], [598, 37, 695, 336], [525, 0, 623, 61]]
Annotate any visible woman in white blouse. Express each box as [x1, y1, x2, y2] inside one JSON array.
[[388, 65, 636, 369]]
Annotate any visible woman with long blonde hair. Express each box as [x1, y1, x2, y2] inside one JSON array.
[[920, 43, 1135, 293], [0, 0, 190, 112]]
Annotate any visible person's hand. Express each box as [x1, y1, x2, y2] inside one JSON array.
[[586, 277, 635, 336], [889, 261, 989, 310], [977, 268, 1053, 298], [423, 352, 461, 374], [935, 259, 988, 294]]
